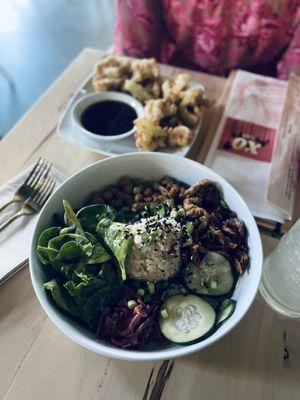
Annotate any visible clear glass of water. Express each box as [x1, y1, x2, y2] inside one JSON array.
[[260, 219, 300, 318]]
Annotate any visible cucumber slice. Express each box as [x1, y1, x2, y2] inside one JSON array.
[[216, 299, 236, 328], [183, 251, 234, 296], [159, 295, 216, 343]]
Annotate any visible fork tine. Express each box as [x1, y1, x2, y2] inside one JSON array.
[[32, 178, 51, 203], [34, 178, 55, 207], [26, 158, 47, 186], [39, 180, 55, 207], [23, 157, 43, 186], [29, 159, 52, 190], [40, 180, 56, 206]]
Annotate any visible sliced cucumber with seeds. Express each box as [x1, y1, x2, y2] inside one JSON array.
[[183, 251, 234, 296], [215, 298, 236, 328], [159, 295, 216, 343]]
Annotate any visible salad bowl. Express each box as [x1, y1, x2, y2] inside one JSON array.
[[29, 153, 263, 361]]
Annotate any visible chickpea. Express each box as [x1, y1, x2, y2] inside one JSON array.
[[123, 183, 133, 194], [134, 193, 143, 202], [102, 191, 113, 201], [160, 176, 174, 186], [90, 196, 105, 205], [152, 194, 164, 202], [117, 176, 132, 187], [87, 191, 105, 204], [152, 182, 160, 191], [124, 198, 134, 206], [143, 187, 153, 196], [168, 185, 181, 197], [110, 198, 123, 209]]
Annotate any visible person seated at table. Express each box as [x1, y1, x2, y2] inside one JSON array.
[[114, 0, 300, 80]]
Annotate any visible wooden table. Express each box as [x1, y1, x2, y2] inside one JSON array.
[[0, 48, 299, 400]]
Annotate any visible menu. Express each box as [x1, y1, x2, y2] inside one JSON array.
[[205, 70, 293, 223]]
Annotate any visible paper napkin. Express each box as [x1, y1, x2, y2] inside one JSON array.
[[0, 166, 66, 284]]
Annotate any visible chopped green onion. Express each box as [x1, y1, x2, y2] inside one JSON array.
[[137, 288, 145, 296], [186, 222, 194, 234], [220, 200, 229, 209], [160, 309, 168, 319], [127, 300, 138, 310], [207, 230, 215, 241], [183, 237, 193, 247], [210, 280, 218, 289], [147, 282, 155, 294], [177, 231, 183, 239], [170, 209, 178, 218], [133, 186, 141, 194], [177, 207, 185, 217], [165, 198, 175, 207]]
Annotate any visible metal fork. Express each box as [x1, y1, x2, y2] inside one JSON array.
[[0, 158, 52, 213], [0, 178, 55, 232]]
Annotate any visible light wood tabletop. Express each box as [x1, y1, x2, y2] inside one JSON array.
[[0, 48, 299, 400]]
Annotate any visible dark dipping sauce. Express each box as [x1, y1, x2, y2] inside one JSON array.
[[80, 100, 137, 136]]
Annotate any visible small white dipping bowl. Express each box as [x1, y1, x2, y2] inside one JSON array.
[[30, 153, 263, 361], [72, 92, 144, 141]]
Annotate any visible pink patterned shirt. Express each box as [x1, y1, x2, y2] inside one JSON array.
[[115, 0, 300, 79]]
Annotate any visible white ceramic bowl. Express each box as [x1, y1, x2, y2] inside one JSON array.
[[72, 92, 144, 141], [30, 153, 263, 361]]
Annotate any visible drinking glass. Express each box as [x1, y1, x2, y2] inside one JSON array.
[[260, 219, 300, 318]]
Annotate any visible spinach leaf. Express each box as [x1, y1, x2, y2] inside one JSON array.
[[44, 279, 81, 318], [37, 227, 61, 264], [64, 273, 106, 297], [101, 262, 118, 285], [38, 227, 61, 247], [81, 285, 123, 329], [48, 233, 93, 259], [97, 220, 133, 281], [51, 260, 79, 279], [37, 246, 59, 265], [77, 204, 116, 233], [85, 232, 111, 264], [63, 199, 85, 235]]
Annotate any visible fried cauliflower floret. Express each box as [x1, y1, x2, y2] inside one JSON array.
[[94, 55, 131, 79], [92, 55, 131, 92], [134, 118, 167, 151], [166, 125, 194, 148], [180, 86, 205, 106], [144, 99, 177, 123], [148, 78, 161, 98], [92, 77, 122, 92], [131, 58, 159, 83], [123, 79, 154, 103], [178, 104, 199, 127], [162, 73, 190, 100]]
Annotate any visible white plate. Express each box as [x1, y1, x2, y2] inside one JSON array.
[[58, 72, 203, 157]]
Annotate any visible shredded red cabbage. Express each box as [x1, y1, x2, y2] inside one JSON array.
[[98, 291, 162, 349]]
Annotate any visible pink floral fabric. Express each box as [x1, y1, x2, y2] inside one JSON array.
[[115, 0, 300, 79]]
